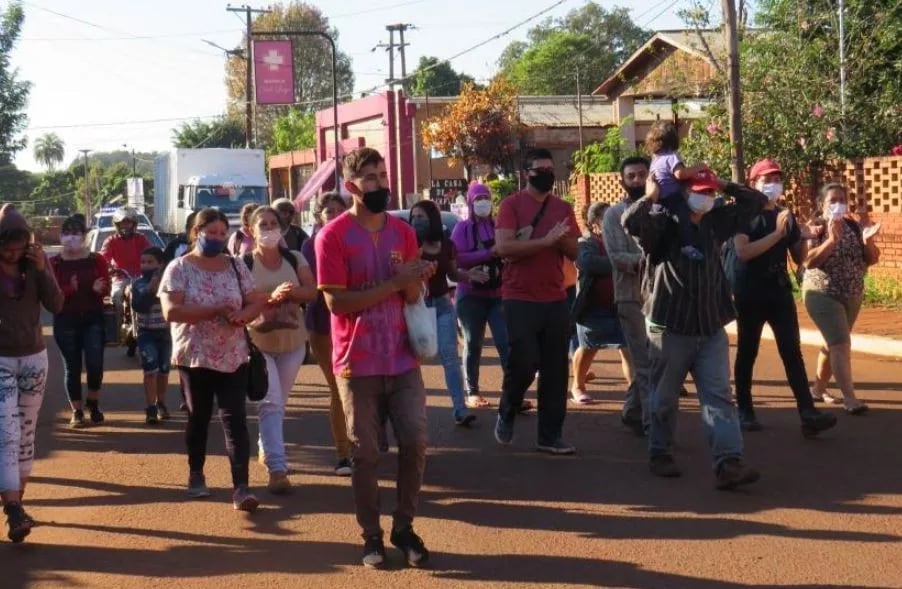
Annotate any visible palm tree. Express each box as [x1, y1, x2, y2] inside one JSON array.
[[34, 133, 65, 171]]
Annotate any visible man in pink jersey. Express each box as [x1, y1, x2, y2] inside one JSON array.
[[316, 147, 435, 569]]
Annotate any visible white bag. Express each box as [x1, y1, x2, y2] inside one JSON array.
[[403, 295, 438, 360]]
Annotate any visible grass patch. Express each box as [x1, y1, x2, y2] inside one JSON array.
[[863, 274, 902, 308]]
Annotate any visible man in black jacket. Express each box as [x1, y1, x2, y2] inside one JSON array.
[[272, 198, 309, 251], [624, 170, 761, 490]]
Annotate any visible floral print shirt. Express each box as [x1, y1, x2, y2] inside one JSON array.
[[159, 256, 255, 373], [802, 220, 867, 302]]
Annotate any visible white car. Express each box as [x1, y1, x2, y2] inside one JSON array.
[[92, 210, 154, 230], [85, 225, 165, 254]]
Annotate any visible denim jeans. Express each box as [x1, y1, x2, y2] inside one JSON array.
[[257, 346, 306, 474], [455, 293, 509, 395], [53, 311, 105, 402], [499, 299, 570, 445], [734, 292, 814, 414], [137, 329, 172, 376], [426, 295, 468, 419], [647, 327, 743, 469]]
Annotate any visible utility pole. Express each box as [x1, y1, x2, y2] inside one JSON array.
[[78, 149, 91, 219], [377, 23, 414, 208], [838, 0, 846, 118], [575, 65, 584, 151], [226, 4, 272, 148], [722, 0, 745, 182]]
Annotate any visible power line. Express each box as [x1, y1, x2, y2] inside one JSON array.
[[21, 29, 242, 41], [27, 114, 224, 131]]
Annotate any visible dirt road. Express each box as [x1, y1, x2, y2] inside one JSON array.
[[3, 328, 901, 589]]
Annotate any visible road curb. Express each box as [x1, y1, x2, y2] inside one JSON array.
[[724, 321, 902, 359]]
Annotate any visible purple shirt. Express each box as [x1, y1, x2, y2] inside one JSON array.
[[450, 219, 500, 299], [650, 150, 684, 197], [302, 229, 331, 335]]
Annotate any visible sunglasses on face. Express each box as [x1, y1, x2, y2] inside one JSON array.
[[527, 167, 554, 174]]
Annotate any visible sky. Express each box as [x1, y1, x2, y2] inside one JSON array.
[[11, 0, 694, 172]]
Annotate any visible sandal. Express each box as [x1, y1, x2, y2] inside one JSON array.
[[518, 400, 534, 414], [570, 391, 595, 405], [466, 396, 491, 408]]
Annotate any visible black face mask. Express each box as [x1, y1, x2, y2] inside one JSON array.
[[624, 185, 646, 200], [527, 170, 555, 193], [361, 188, 390, 214]]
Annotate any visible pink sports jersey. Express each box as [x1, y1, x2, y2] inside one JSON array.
[[315, 212, 420, 378]]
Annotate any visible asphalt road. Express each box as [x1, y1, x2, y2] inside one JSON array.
[[2, 327, 901, 589]]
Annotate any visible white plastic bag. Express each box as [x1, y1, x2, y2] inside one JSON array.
[[403, 295, 438, 360]]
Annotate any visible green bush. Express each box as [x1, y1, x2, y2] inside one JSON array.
[[863, 274, 902, 308], [487, 177, 518, 207]]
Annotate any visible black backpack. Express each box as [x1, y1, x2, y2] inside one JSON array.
[[241, 249, 299, 273]]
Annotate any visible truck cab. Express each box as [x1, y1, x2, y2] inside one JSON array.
[[179, 176, 267, 231]]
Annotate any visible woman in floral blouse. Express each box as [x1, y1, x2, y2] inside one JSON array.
[[802, 183, 880, 414], [159, 208, 266, 511]]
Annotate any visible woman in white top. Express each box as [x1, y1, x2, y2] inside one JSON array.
[[244, 206, 317, 493]]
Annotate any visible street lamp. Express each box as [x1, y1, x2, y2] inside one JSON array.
[[122, 144, 137, 177]]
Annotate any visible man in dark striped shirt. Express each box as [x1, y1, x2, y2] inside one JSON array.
[[623, 170, 765, 490]]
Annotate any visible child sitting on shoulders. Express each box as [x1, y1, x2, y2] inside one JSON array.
[[130, 247, 171, 425], [645, 120, 711, 261]]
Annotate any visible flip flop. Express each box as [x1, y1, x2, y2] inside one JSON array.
[[518, 400, 534, 414], [466, 396, 491, 408], [570, 392, 595, 405]]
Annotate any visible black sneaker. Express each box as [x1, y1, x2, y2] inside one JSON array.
[[361, 534, 386, 568], [4, 503, 33, 543], [738, 408, 763, 432], [187, 471, 211, 498], [454, 414, 477, 427], [145, 405, 159, 425], [649, 455, 682, 478], [621, 414, 646, 437], [69, 409, 86, 428], [715, 458, 760, 490], [85, 400, 104, 424], [334, 458, 353, 477], [390, 526, 429, 568], [800, 408, 837, 438], [156, 402, 171, 420], [536, 439, 576, 455], [494, 414, 513, 445]]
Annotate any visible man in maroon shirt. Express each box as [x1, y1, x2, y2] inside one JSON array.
[[494, 148, 580, 454]]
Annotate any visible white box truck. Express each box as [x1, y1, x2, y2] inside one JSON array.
[[154, 148, 268, 239]]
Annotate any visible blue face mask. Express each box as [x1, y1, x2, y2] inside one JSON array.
[[141, 269, 157, 281], [411, 218, 431, 244], [197, 235, 226, 257]]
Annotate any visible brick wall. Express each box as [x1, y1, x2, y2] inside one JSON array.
[[570, 156, 902, 275]]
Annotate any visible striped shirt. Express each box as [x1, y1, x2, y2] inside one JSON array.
[[623, 183, 766, 336]]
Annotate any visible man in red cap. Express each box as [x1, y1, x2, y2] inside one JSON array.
[[728, 159, 836, 436], [623, 169, 764, 490]]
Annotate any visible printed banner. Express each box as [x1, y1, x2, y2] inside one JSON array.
[[253, 40, 295, 105]]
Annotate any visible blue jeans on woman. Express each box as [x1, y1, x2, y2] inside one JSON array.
[[426, 295, 468, 420], [53, 311, 105, 402], [456, 293, 510, 397]]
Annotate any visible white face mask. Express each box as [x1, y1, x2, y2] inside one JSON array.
[[687, 193, 715, 214], [760, 182, 783, 201], [828, 202, 847, 220], [61, 234, 84, 251], [473, 200, 492, 218], [257, 229, 282, 249]]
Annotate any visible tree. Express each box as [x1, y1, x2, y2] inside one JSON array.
[[271, 108, 316, 153], [171, 118, 246, 149], [0, 3, 30, 164], [421, 79, 524, 173], [28, 170, 78, 215], [497, 3, 647, 95], [404, 56, 474, 97], [225, 1, 354, 148], [679, 0, 902, 186], [571, 117, 639, 174], [33, 133, 65, 171]]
